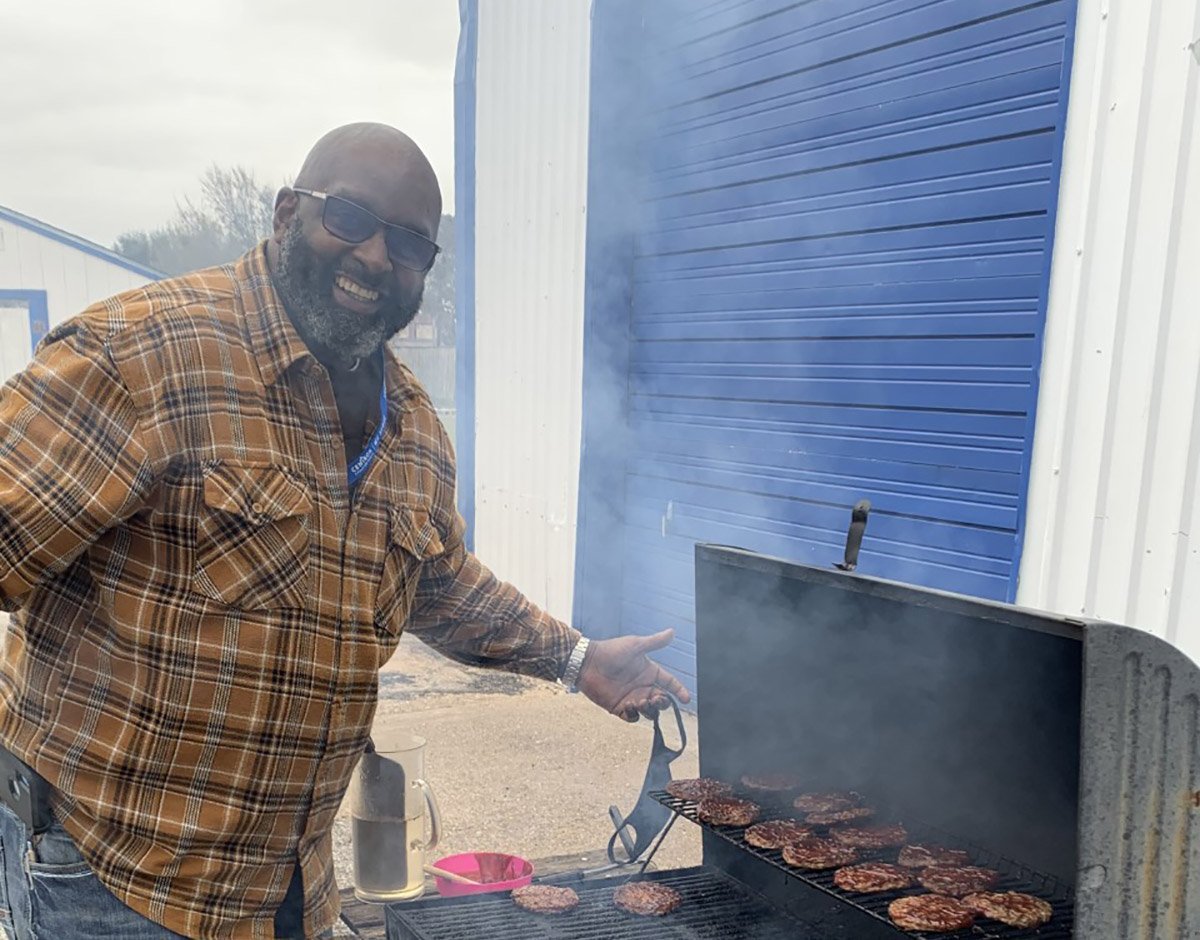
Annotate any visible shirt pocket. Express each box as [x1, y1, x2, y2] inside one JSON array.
[[193, 462, 313, 611], [374, 504, 445, 638]]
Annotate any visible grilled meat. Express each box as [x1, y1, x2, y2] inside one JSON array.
[[743, 819, 815, 849], [918, 865, 1002, 897], [897, 843, 972, 869], [889, 895, 976, 932], [781, 838, 860, 870], [664, 777, 733, 802], [697, 795, 761, 827], [804, 805, 874, 826], [791, 791, 861, 814], [833, 862, 915, 893], [830, 823, 908, 850], [612, 881, 683, 916], [511, 884, 580, 914], [963, 891, 1054, 928]]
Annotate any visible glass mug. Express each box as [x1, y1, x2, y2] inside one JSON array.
[[348, 731, 442, 902]]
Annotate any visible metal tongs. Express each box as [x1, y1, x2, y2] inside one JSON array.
[[537, 693, 688, 884], [605, 691, 687, 867]]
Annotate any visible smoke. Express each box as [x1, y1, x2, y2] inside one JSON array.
[[692, 548, 1082, 885], [577, 0, 857, 655], [576, 0, 1050, 691]]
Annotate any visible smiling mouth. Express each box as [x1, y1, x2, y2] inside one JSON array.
[[334, 273, 381, 303]]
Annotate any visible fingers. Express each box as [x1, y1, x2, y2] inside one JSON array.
[[655, 667, 692, 704], [614, 688, 675, 722], [635, 628, 675, 653]]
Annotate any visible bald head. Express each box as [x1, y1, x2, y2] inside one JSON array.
[[294, 122, 442, 226]]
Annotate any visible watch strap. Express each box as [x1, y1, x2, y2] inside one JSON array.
[[562, 636, 590, 693]]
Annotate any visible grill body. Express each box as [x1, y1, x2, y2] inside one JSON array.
[[694, 543, 1200, 939], [384, 544, 1200, 937]]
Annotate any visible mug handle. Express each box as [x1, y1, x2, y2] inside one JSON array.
[[415, 778, 441, 853]]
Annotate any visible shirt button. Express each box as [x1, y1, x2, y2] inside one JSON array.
[[251, 501, 265, 515]]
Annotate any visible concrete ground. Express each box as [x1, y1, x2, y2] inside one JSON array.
[[332, 632, 702, 888]]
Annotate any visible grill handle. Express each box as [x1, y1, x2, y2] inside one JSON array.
[[834, 499, 871, 571]]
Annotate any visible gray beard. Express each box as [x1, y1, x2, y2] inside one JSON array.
[[274, 220, 423, 367]]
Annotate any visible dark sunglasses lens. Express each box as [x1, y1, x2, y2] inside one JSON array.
[[385, 229, 438, 272], [322, 197, 377, 244]]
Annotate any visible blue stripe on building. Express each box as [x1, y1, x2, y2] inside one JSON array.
[[454, 0, 479, 551]]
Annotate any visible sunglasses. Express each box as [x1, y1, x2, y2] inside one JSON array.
[[292, 188, 440, 273]]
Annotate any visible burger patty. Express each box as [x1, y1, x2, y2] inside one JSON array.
[[833, 862, 915, 893], [744, 819, 815, 849], [697, 795, 761, 827], [830, 823, 908, 850], [612, 881, 683, 916], [963, 891, 1054, 928], [511, 884, 580, 914], [897, 843, 972, 869], [792, 791, 861, 814], [918, 865, 1002, 897], [889, 895, 976, 932], [781, 838, 860, 870], [739, 772, 803, 793], [805, 805, 874, 826], [664, 777, 733, 802]]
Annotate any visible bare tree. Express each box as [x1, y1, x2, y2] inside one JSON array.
[[113, 165, 277, 275], [190, 165, 275, 252]]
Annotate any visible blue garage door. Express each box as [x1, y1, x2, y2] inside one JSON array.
[[576, 0, 1077, 690]]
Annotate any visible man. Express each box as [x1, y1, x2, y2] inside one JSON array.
[[0, 123, 688, 939]]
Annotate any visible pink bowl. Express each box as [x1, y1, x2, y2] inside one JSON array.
[[432, 852, 535, 897]]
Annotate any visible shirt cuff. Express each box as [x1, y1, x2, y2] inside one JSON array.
[[549, 620, 583, 681]]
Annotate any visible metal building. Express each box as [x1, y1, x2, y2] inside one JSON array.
[[456, 0, 1200, 686], [0, 205, 159, 384]]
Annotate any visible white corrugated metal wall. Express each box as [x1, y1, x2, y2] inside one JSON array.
[[1018, 0, 1200, 659], [0, 217, 152, 331], [471, 0, 592, 621]]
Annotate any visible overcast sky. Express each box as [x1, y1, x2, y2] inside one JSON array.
[[1, 1, 460, 247]]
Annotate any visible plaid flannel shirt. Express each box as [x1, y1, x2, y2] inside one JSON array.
[[0, 244, 579, 939]]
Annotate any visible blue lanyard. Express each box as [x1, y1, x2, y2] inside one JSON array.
[[347, 380, 388, 489]]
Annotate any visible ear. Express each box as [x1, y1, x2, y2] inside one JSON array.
[[272, 188, 299, 238]]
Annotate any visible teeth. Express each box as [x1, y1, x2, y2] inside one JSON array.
[[336, 275, 379, 302]]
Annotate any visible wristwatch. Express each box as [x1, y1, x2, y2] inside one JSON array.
[[561, 637, 590, 693]]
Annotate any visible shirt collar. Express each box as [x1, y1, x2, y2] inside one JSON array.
[[237, 241, 316, 387]]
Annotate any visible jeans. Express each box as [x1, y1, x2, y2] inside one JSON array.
[[0, 803, 332, 939]]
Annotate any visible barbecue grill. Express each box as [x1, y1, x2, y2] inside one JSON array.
[[385, 537, 1200, 938]]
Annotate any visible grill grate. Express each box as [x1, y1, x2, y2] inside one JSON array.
[[384, 867, 808, 940], [654, 791, 1075, 939]]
